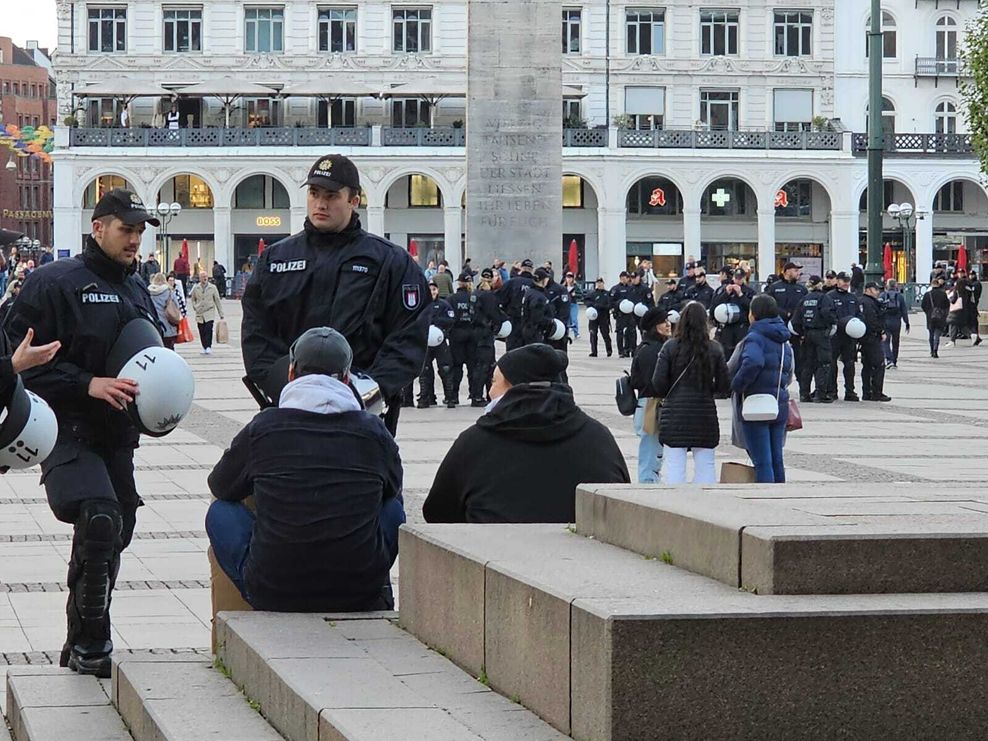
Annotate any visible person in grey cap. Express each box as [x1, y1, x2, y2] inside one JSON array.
[[241, 153, 429, 435], [207, 327, 405, 612]]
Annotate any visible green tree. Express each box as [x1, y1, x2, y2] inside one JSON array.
[[961, 7, 988, 174]]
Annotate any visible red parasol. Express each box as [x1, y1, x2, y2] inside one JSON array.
[[882, 243, 893, 280], [957, 244, 968, 272], [180, 239, 189, 262], [408, 238, 418, 259], [258, 238, 266, 255], [567, 239, 579, 277]]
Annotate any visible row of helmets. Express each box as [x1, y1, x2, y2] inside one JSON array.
[[0, 319, 195, 471]]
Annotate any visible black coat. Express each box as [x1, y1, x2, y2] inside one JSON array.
[[651, 338, 730, 449], [921, 287, 950, 331], [423, 383, 629, 523], [630, 332, 666, 398]]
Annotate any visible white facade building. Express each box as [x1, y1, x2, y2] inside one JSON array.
[[52, 0, 986, 287]]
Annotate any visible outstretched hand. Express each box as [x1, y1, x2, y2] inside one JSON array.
[[11, 328, 61, 374]]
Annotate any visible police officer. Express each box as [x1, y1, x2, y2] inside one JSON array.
[[628, 270, 655, 344], [520, 267, 556, 346], [447, 272, 479, 408], [680, 261, 698, 292], [766, 262, 808, 398], [828, 271, 862, 401], [241, 154, 429, 435], [683, 267, 714, 309], [791, 275, 836, 403], [711, 268, 755, 359], [860, 281, 892, 402], [658, 278, 684, 314], [823, 269, 838, 292], [609, 271, 634, 357], [585, 278, 612, 357], [417, 282, 455, 408], [4, 189, 163, 677], [473, 268, 507, 404], [497, 259, 535, 351]]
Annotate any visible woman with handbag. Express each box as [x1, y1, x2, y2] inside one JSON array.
[[651, 301, 730, 485], [148, 273, 180, 349], [731, 294, 794, 484], [921, 276, 950, 357], [629, 307, 671, 483], [190, 270, 225, 355]]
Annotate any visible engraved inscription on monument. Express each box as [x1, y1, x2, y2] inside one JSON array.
[[466, 0, 563, 267]]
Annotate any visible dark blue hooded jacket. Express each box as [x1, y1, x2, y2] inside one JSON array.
[[731, 317, 794, 406]]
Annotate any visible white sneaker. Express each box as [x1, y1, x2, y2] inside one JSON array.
[[200, 348, 208, 355], [944, 341, 955, 348], [205, 347, 213, 355]]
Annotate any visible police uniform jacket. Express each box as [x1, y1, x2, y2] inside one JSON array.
[[628, 283, 655, 308], [474, 290, 507, 334], [608, 283, 633, 317], [449, 288, 479, 341], [766, 279, 807, 323], [792, 290, 836, 333], [4, 237, 158, 446], [684, 282, 714, 309], [428, 297, 455, 332], [241, 215, 429, 400], [711, 283, 755, 321], [860, 295, 885, 340], [497, 275, 534, 319], [546, 281, 571, 321], [827, 288, 862, 321], [584, 289, 612, 320], [520, 286, 552, 340], [658, 288, 684, 313]]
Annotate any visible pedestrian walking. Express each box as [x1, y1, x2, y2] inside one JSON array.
[[921, 276, 950, 357], [879, 279, 910, 368], [212, 260, 228, 298], [630, 307, 671, 483], [147, 273, 180, 349], [562, 272, 582, 338], [190, 270, 224, 355]]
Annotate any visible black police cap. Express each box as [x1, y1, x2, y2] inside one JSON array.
[[303, 154, 361, 193], [92, 189, 161, 227]]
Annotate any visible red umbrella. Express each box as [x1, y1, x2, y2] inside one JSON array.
[[257, 238, 266, 256], [408, 238, 418, 259], [957, 244, 968, 272], [882, 243, 893, 280], [567, 239, 579, 277], [180, 239, 189, 262]]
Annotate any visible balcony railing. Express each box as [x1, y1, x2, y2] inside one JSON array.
[[618, 129, 842, 151], [851, 132, 974, 156], [382, 127, 465, 146], [563, 128, 607, 147], [915, 57, 967, 77], [69, 127, 372, 147]]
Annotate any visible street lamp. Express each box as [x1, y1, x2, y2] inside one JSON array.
[[154, 202, 182, 269], [887, 202, 916, 283]]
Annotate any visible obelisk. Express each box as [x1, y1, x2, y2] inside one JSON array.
[[465, 0, 563, 270]]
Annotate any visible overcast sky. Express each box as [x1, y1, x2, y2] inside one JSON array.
[[1, 0, 58, 52]]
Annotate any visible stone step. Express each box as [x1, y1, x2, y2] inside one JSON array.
[[111, 656, 282, 741], [576, 483, 988, 594], [215, 611, 566, 741], [5, 666, 132, 741], [399, 522, 988, 740]]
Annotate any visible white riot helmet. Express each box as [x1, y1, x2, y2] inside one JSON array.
[[107, 319, 195, 437], [0, 378, 57, 470], [668, 309, 681, 325], [586, 307, 598, 322], [349, 371, 384, 416], [842, 316, 867, 339], [496, 320, 512, 339], [549, 318, 567, 341], [633, 303, 648, 317], [713, 303, 742, 325], [619, 299, 635, 314], [428, 326, 445, 347]]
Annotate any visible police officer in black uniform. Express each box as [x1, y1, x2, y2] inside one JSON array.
[[473, 268, 508, 405], [241, 154, 429, 435], [791, 275, 836, 403], [447, 272, 479, 408], [585, 278, 612, 357], [4, 189, 162, 677], [520, 267, 555, 346], [545, 271, 572, 349], [766, 262, 808, 398], [828, 271, 862, 401], [609, 271, 634, 357], [822, 269, 838, 292], [710, 268, 755, 359], [628, 270, 655, 345], [683, 267, 714, 309], [860, 281, 892, 402], [658, 278, 684, 314], [417, 282, 455, 408], [497, 259, 535, 351]]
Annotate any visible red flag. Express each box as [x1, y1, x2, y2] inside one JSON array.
[[258, 238, 266, 255], [882, 243, 893, 280], [957, 244, 968, 271], [180, 239, 189, 262], [567, 239, 579, 277], [408, 238, 418, 259]]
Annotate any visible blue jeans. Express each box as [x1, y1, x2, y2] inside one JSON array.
[[633, 398, 663, 483], [569, 302, 580, 337], [205, 496, 406, 605], [741, 417, 788, 483]]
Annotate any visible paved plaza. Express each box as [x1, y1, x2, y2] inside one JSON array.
[[0, 300, 983, 696]]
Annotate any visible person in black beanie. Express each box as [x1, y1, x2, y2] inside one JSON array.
[[424, 344, 629, 523]]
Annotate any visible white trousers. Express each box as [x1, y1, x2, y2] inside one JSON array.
[[662, 446, 717, 485]]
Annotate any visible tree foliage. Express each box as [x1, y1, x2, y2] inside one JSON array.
[[961, 7, 988, 176]]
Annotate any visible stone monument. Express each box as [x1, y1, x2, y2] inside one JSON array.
[[466, 0, 563, 270]]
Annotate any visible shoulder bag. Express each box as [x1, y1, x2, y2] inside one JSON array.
[[742, 343, 788, 422], [164, 296, 182, 327]]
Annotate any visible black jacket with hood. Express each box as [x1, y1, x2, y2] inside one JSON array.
[[423, 382, 629, 523]]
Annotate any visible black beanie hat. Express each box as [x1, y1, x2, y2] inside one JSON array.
[[639, 306, 668, 332], [496, 343, 569, 385]]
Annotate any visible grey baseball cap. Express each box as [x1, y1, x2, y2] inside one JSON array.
[[289, 327, 352, 378]]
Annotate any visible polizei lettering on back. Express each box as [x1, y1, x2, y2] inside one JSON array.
[[81, 293, 121, 304], [269, 260, 308, 274]]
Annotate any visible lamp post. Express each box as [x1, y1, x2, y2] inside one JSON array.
[[865, 0, 885, 285], [886, 203, 927, 283], [155, 202, 182, 270]]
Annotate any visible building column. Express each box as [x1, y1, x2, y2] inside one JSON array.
[[53, 159, 80, 255], [290, 206, 306, 235], [683, 207, 701, 265], [915, 215, 934, 284], [213, 207, 232, 273], [443, 206, 463, 276], [829, 211, 860, 273], [757, 208, 776, 282], [366, 205, 384, 239], [598, 207, 626, 285]]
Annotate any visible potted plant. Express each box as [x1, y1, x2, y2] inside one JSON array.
[[612, 114, 633, 130]]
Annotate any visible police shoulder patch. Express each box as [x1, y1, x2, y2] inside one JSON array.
[[402, 284, 421, 310]]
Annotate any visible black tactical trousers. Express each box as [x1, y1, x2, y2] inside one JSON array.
[[589, 319, 612, 356], [860, 337, 886, 398], [800, 329, 833, 398], [418, 342, 453, 403], [830, 335, 858, 395]]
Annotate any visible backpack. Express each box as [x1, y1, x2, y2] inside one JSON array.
[[615, 372, 637, 416]]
